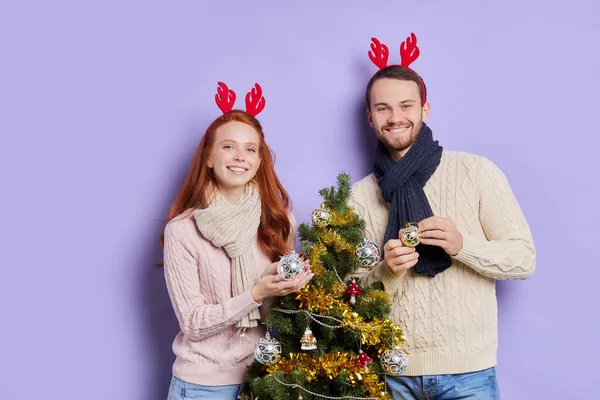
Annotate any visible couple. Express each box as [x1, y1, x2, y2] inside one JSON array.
[[161, 34, 535, 400]]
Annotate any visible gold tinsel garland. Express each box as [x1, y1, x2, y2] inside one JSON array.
[[292, 286, 404, 347], [266, 352, 391, 400], [340, 311, 404, 348], [308, 243, 327, 277], [329, 207, 356, 227], [357, 290, 391, 307], [319, 229, 356, 254], [307, 209, 359, 279], [296, 283, 347, 314]]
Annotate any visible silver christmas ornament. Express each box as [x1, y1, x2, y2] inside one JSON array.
[[356, 238, 381, 268], [254, 331, 282, 365], [277, 251, 304, 280], [380, 345, 408, 376]]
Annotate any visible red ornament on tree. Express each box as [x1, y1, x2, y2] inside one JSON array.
[[356, 350, 373, 373], [346, 279, 362, 305]]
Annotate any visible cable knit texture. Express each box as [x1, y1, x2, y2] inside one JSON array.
[[349, 151, 535, 376], [163, 208, 294, 385]]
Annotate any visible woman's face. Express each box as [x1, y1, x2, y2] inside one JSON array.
[[207, 121, 261, 202]]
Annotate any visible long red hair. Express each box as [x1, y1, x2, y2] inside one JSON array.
[[164, 110, 292, 261]]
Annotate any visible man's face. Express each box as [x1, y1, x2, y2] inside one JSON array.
[[367, 78, 430, 160]]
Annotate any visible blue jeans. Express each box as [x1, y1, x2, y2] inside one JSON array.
[[167, 376, 244, 400], [386, 367, 500, 400]]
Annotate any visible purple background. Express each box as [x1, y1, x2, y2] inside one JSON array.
[[1, 1, 598, 399]]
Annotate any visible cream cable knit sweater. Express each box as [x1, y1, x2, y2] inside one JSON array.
[[349, 151, 536, 376]]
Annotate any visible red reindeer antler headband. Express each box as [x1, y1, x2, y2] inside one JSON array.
[[214, 82, 266, 116], [368, 33, 427, 106]]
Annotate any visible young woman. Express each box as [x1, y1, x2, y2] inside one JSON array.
[[163, 83, 312, 400]]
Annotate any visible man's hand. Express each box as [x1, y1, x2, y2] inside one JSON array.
[[384, 233, 419, 276], [418, 216, 463, 256]]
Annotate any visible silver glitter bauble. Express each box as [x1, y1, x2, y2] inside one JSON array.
[[277, 251, 304, 280], [400, 222, 420, 247], [356, 238, 381, 268], [380, 345, 408, 376], [254, 331, 282, 365], [311, 206, 331, 228]]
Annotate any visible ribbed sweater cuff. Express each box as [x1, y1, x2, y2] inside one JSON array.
[[401, 345, 497, 376], [376, 261, 404, 294], [451, 234, 482, 269]]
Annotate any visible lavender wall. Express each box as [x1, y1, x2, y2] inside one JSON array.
[[1, 1, 598, 399]]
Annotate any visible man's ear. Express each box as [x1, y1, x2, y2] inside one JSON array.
[[422, 102, 430, 122]]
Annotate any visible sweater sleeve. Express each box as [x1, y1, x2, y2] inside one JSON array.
[[163, 219, 261, 341], [351, 259, 404, 297], [452, 157, 536, 280]]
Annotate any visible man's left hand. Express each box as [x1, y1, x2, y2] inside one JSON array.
[[418, 216, 464, 256]]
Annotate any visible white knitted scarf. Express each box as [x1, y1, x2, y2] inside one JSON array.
[[193, 185, 262, 329]]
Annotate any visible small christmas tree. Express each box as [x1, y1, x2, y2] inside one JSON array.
[[246, 173, 407, 400]]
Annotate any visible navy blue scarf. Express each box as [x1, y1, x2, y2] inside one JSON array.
[[374, 123, 452, 277]]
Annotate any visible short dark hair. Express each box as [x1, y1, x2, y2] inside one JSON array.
[[365, 65, 427, 108]]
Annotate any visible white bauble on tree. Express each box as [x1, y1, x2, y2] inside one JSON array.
[[356, 238, 381, 268], [380, 345, 408, 376], [254, 331, 282, 365]]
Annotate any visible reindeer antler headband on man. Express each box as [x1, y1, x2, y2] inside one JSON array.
[[368, 33, 427, 106], [214, 82, 266, 116]]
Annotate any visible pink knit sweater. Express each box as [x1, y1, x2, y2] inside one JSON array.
[[163, 208, 285, 385]]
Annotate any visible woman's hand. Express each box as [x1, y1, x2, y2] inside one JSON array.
[[250, 261, 313, 303]]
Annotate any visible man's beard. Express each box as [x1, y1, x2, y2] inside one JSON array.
[[380, 122, 421, 153]]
